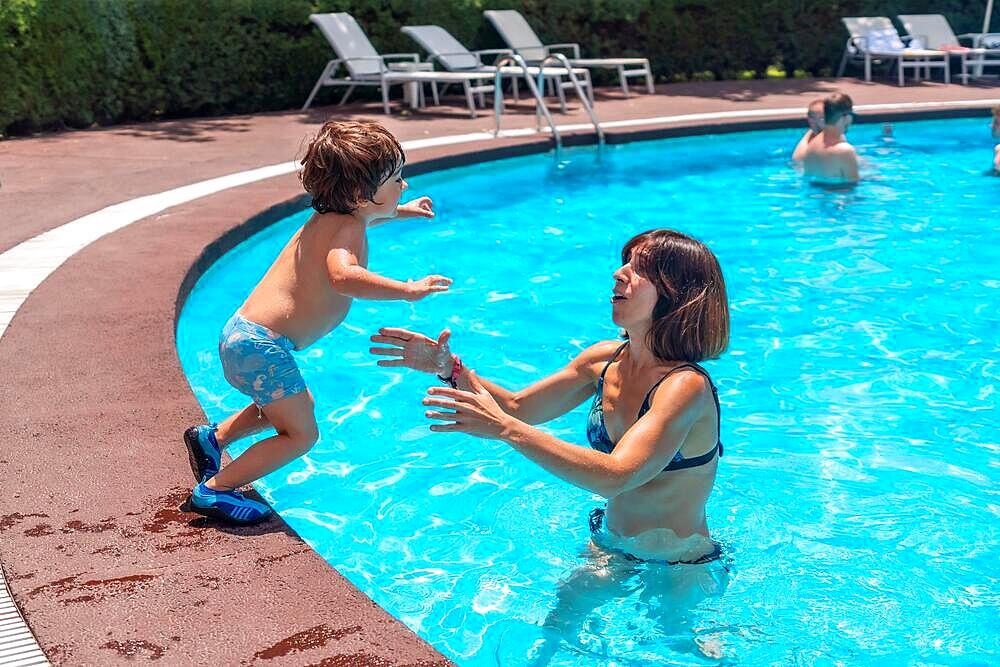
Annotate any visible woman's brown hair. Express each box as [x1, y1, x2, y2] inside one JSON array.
[[299, 120, 404, 215], [621, 229, 730, 362]]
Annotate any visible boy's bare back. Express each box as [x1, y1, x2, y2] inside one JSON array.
[[238, 120, 449, 350], [241, 213, 366, 349]]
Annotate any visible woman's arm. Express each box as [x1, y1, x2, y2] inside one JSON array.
[[454, 341, 621, 424], [370, 328, 620, 424], [424, 371, 710, 498]]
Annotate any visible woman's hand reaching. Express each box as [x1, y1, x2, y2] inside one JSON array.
[[422, 371, 516, 440], [370, 327, 454, 375]]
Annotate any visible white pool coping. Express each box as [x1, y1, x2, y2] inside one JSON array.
[[0, 565, 48, 666]]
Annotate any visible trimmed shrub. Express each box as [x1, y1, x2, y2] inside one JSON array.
[[0, 0, 993, 135]]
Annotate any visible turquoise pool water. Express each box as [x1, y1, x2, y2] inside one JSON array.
[[177, 117, 1000, 665]]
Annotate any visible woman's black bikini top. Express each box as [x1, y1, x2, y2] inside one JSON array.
[[586, 343, 723, 471]]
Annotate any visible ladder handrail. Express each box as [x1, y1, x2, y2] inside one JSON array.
[[538, 53, 605, 145], [493, 54, 562, 148]]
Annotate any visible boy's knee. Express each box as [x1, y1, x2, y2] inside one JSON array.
[[289, 424, 319, 456]]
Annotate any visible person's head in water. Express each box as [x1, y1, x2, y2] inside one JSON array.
[[992, 105, 1000, 140], [824, 93, 855, 134], [613, 229, 729, 363], [807, 99, 825, 133]]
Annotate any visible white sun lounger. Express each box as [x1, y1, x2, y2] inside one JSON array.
[[302, 13, 498, 117], [400, 24, 593, 110], [837, 16, 949, 86], [482, 9, 654, 96], [898, 14, 1000, 84]]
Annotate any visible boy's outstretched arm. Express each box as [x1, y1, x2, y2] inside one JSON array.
[[327, 248, 451, 301], [369, 196, 435, 228]]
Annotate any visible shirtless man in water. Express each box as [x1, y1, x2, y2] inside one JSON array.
[[802, 93, 860, 184]]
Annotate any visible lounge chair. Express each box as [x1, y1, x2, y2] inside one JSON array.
[[898, 14, 1000, 84], [400, 24, 593, 111], [302, 13, 498, 117], [837, 17, 949, 86], [482, 9, 654, 96]]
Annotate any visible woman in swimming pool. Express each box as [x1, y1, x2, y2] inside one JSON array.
[[369, 228, 730, 566]]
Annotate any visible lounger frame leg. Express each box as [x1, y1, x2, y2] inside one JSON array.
[[865, 54, 872, 82], [619, 65, 629, 96], [898, 58, 904, 86], [339, 85, 356, 106], [431, 82, 440, 105], [512, 77, 519, 102], [381, 81, 391, 115], [463, 81, 477, 118], [644, 60, 654, 93], [303, 60, 336, 110]]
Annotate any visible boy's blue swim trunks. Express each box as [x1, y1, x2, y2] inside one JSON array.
[[219, 313, 307, 407]]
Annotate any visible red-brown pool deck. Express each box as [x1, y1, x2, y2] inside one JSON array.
[[1, 78, 999, 665]]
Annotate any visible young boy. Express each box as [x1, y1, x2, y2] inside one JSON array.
[[180, 120, 451, 524]]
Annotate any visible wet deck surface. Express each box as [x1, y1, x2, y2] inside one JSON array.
[[1, 77, 998, 664]]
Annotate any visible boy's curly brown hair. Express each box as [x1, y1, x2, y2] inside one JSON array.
[[299, 120, 404, 215]]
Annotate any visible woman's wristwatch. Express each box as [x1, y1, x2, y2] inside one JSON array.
[[437, 354, 463, 389]]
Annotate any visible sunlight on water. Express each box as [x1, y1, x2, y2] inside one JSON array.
[[178, 118, 1000, 666]]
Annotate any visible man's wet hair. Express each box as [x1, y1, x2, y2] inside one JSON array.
[[824, 93, 854, 125]]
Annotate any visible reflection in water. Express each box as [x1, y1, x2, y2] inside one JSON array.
[[527, 543, 731, 665]]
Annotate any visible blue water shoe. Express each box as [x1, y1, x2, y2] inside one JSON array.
[[183, 424, 221, 482], [182, 483, 273, 525]]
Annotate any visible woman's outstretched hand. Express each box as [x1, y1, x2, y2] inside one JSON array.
[[370, 327, 453, 374], [423, 372, 515, 440]]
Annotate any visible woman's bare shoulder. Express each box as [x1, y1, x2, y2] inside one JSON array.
[[571, 340, 626, 379]]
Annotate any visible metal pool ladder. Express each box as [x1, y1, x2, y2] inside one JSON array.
[[492, 53, 604, 149]]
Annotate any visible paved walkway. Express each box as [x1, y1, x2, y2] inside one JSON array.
[[1, 78, 998, 665]]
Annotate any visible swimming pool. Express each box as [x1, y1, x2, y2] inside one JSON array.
[[176, 117, 1000, 665]]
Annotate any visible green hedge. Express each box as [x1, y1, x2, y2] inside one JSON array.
[[0, 0, 993, 136]]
